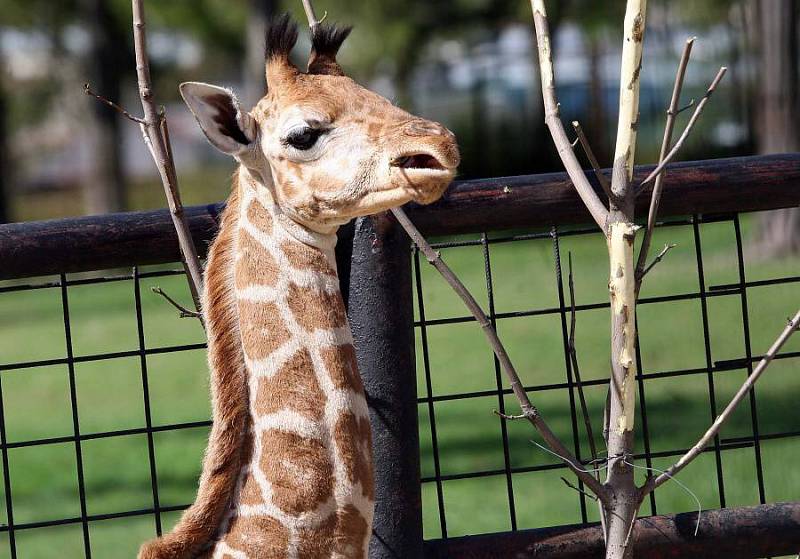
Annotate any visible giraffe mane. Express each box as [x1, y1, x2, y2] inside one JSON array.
[[308, 23, 353, 76], [265, 13, 299, 61]]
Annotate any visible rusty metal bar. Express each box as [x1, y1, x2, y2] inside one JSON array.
[[422, 501, 800, 558], [2, 154, 800, 280]]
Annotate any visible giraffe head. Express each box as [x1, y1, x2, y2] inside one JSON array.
[[181, 15, 459, 233]]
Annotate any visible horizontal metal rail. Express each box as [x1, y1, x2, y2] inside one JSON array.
[[1, 153, 799, 280], [423, 501, 800, 558]]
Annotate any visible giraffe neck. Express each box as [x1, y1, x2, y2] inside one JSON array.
[[211, 168, 375, 559]]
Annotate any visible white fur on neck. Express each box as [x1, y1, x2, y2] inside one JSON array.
[[238, 166, 338, 253]]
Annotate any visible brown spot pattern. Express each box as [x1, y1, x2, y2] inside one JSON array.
[[236, 431, 262, 506], [296, 505, 368, 559], [225, 514, 289, 557], [296, 513, 335, 559], [334, 413, 374, 501], [320, 344, 362, 391], [286, 283, 347, 332], [260, 429, 333, 515], [238, 474, 263, 507], [245, 199, 273, 234], [334, 505, 370, 556], [280, 239, 336, 276], [367, 122, 383, 138], [255, 348, 325, 421], [235, 230, 279, 290], [238, 301, 291, 361]]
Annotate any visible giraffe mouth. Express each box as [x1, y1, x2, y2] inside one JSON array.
[[391, 153, 447, 171]]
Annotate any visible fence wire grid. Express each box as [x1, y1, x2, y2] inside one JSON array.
[[0, 212, 797, 558], [411, 213, 799, 542]]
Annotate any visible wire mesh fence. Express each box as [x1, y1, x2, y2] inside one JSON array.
[[0, 268, 208, 558], [411, 213, 799, 546]]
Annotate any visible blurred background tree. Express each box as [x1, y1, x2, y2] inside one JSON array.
[[752, 0, 799, 255], [0, 45, 9, 223], [0, 0, 796, 252]]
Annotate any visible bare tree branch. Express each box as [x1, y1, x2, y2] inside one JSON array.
[[562, 476, 599, 501], [392, 207, 605, 497], [131, 0, 204, 323], [642, 309, 800, 494], [635, 38, 694, 293], [530, 0, 610, 232], [300, 0, 327, 33], [151, 286, 202, 319], [572, 121, 613, 201], [84, 83, 146, 124], [636, 67, 728, 192], [639, 243, 677, 280]]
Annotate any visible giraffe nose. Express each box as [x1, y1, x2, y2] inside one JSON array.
[[404, 119, 451, 138]]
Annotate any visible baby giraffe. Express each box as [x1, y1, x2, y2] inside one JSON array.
[[139, 15, 459, 559]]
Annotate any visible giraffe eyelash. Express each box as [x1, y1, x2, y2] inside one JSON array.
[[281, 126, 329, 151]]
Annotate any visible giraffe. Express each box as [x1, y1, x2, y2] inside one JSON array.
[[138, 15, 459, 559]]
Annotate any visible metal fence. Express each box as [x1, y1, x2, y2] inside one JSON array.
[[0, 153, 799, 558]]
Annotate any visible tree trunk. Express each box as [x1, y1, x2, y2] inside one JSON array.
[[755, 0, 799, 256], [243, 0, 276, 108], [82, 0, 127, 214], [604, 1, 647, 556]]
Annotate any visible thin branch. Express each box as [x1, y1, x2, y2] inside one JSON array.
[[493, 409, 526, 421], [567, 253, 600, 468], [572, 121, 613, 201], [642, 309, 800, 493], [561, 476, 599, 501], [639, 243, 677, 280], [159, 111, 202, 310], [636, 66, 728, 191], [634, 38, 694, 291], [300, 0, 326, 33], [676, 99, 695, 114], [84, 83, 146, 124], [392, 206, 606, 498], [151, 287, 202, 319], [131, 0, 205, 324], [530, 0, 610, 232]]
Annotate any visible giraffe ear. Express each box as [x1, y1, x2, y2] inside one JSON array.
[[180, 82, 257, 156], [308, 23, 352, 76]]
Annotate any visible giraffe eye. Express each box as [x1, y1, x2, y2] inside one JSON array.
[[284, 127, 323, 151]]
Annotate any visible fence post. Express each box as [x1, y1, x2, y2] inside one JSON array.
[[347, 213, 423, 559]]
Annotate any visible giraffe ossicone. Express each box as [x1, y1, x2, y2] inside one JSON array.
[[138, 14, 459, 559]]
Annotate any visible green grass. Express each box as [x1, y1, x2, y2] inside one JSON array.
[[0, 213, 798, 558]]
